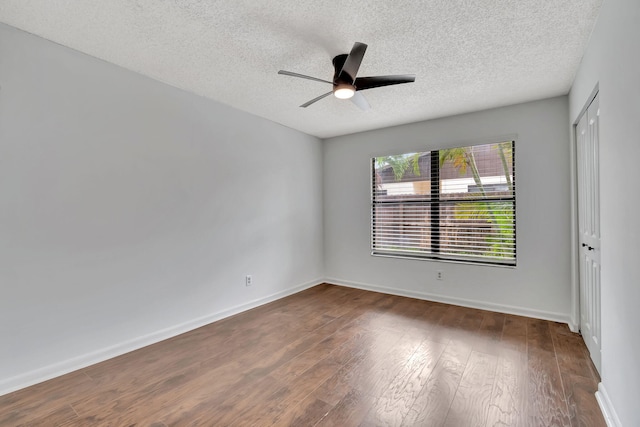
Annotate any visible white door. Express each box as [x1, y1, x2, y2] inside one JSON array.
[[576, 93, 601, 373]]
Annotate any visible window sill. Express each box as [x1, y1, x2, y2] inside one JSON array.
[[371, 252, 517, 268]]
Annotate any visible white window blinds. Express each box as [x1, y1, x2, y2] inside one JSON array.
[[371, 141, 515, 266]]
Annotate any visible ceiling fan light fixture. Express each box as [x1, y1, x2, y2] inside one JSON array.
[[334, 83, 355, 99]]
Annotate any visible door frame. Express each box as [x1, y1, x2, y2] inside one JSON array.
[[569, 83, 600, 333]]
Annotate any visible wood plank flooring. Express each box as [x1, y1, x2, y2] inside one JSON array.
[[0, 284, 606, 426]]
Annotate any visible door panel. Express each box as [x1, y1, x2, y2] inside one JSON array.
[[577, 93, 601, 373]]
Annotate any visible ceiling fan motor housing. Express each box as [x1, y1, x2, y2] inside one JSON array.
[[332, 54, 352, 87]]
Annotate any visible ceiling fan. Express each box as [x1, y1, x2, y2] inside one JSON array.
[[278, 42, 415, 110]]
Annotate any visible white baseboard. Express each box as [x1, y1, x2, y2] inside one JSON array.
[[568, 320, 580, 333], [0, 278, 323, 397], [325, 277, 572, 326], [596, 382, 622, 427]]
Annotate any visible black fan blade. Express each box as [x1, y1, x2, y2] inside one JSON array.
[[355, 75, 416, 91], [300, 91, 333, 108], [339, 42, 367, 81], [350, 92, 370, 111], [278, 70, 333, 85]]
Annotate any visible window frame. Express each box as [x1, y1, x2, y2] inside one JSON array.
[[370, 140, 516, 267]]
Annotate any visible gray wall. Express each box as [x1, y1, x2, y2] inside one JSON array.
[[0, 23, 324, 394], [569, 0, 640, 424], [323, 97, 572, 322]]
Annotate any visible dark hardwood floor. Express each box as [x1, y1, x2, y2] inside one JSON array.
[[0, 284, 605, 426]]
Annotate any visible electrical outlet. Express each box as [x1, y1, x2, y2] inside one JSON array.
[[437, 271, 443, 280], [245, 275, 253, 286]]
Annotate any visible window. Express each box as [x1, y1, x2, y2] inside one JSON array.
[[371, 141, 515, 266]]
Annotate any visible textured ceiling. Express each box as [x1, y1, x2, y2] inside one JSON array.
[[0, 0, 602, 138]]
